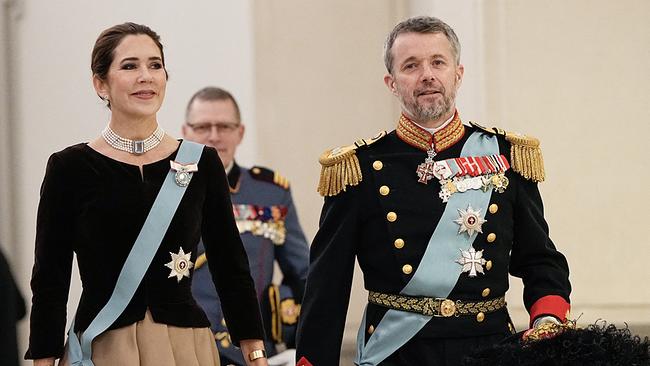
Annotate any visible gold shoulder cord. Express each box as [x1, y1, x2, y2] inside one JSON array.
[[317, 131, 387, 197], [470, 122, 545, 182]]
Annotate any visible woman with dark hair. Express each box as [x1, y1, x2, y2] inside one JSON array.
[[25, 23, 268, 366]]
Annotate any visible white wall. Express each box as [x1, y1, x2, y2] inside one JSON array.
[[482, 0, 650, 327], [7, 2, 255, 363], [4, 1, 650, 364]]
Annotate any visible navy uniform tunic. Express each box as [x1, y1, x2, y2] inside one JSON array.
[[296, 113, 571, 366], [192, 162, 309, 364]]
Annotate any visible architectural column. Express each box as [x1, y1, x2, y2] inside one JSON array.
[[409, 0, 487, 122], [0, 0, 23, 261]]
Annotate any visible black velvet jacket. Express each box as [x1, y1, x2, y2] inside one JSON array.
[[26, 142, 264, 359], [296, 125, 571, 364]]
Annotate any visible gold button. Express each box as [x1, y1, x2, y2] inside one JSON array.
[[402, 264, 413, 274], [394, 238, 405, 249], [386, 211, 397, 222], [489, 204, 499, 214], [379, 185, 390, 196], [482, 288, 491, 297], [486, 260, 492, 270], [373, 160, 383, 170], [476, 312, 485, 322], [251, 167, 261, 174], [487, 233, 496, 243], [368, 325, 375, 334], [508, 323, 515, 333]]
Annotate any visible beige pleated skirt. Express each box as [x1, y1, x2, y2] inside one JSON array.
[[59, 310, 220, 366]]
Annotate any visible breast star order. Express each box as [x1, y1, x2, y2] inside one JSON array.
[[165, 247, 194, 282], [454, 205, 487, 237]]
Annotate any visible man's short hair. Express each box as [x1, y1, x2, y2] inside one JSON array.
[[185, 86, 241, 122], [383, 16, 461, 74]]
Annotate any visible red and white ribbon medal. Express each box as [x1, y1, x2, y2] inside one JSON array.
[[170, 160, 199, 187]]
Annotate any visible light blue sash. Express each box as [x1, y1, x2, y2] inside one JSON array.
[[66, 141, 204, 366], [355, 131, 498, 365]]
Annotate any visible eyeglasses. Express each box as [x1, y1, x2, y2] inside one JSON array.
[[186, 122, 241, 135]]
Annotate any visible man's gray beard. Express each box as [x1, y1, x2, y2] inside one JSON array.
[[403, 92, 454, 124]]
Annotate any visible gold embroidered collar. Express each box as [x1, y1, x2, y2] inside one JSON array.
[[396, 111, 465, 152]]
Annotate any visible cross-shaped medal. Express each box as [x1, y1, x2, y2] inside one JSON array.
[[416, 147, 437, 184], [456, 247, 487, 277]]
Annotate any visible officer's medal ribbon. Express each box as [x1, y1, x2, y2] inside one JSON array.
[[436, 155, 511, 202], [170, 160, 199, 187]]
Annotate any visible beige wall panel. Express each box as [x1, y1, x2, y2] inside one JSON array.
[[253, 0, 408, 345], [483, 0, 650, 327]]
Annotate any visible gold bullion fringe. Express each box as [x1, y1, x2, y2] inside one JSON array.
[[506, 132, 546, 182], [317, 147, 362, 197]]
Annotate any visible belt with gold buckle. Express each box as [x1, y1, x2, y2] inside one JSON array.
[[368, 291, 506, 317]]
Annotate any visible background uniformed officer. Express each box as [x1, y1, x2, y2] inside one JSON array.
[[296, 16, 572, 366], [183, 87, 309, 366]]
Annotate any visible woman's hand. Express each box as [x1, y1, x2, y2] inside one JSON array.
[[33, 358, 56, 366], [239, 339, 269, 366]]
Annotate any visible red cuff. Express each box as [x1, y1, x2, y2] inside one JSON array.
[[297, 356, 313, 366], [529, 295, 570, 327]]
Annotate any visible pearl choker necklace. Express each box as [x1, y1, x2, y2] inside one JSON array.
[[102, 125, 165, 155]]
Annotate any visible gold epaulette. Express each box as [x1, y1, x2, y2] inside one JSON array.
[[470, 122, 545, 182], [317, 131, 387, 197]]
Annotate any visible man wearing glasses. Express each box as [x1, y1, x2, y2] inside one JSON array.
[[183, 87, 309, 366]]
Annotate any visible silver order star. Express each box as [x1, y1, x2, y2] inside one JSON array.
[[165, 247, 194, 282], [454, 205, 487, 236], [456, 247, 487, 277]]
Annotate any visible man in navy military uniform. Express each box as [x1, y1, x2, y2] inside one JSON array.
[[183, 87, 309, 365], [296, 16, 572, 366]]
